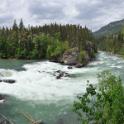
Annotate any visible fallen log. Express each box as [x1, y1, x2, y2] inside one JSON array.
[[19, 111, 44, 124], [0, 113, 14, 124]]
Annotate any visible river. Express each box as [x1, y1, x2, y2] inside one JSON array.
[[0, 51, 123, 124]]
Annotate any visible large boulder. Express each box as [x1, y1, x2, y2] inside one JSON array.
[[61, 47, 91, 67], [75, 63, 84, 68], [61, 47, 79, 65], [54, 41, 97, 68]]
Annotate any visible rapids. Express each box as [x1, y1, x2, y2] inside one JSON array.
[[0, 51, 123, 124]]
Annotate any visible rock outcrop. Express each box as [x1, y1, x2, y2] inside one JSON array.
[[60, 41, 97, 68], [50, 41, 97, 68], [61, 47, 79, 65]]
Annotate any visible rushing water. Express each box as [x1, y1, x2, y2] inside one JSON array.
[[0, 51, 124, 124]]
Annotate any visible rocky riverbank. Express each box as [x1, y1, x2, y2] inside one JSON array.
[[50, 41, 97, 68]]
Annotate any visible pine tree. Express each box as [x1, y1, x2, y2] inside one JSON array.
[[19, 19, 24, 30], [12, 20, 18, 30]]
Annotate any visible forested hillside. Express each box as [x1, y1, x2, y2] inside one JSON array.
[[98, 26, 124, 56], [0, 19, 97, 66], [94, 19, 124, 38]]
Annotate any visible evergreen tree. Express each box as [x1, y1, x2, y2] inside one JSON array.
[[19, 19, 24, 30], [12, 20, 18, 31]]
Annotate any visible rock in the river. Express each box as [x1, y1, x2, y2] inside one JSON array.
[[60, 46, 96, 67], [56, 74, 63, 79], [0, 79, 16, 84], [75, 63, 84, 68], [50, 41, 97, 68], [68, 66, 73, 69], [55, 70, 70, 79], [62, 47, 79, 65], [0, 95, 6, 104], [0, 95, 4, 100]]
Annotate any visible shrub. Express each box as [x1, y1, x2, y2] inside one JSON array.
[[47, 39, 69, 60], [78, 50, 88, 63], [73, 71, 124, 124]]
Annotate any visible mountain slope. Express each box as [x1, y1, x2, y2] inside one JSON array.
[[94, 19, 124, 37]]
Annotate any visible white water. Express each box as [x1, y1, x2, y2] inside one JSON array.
[[0, 51, 123, 102]]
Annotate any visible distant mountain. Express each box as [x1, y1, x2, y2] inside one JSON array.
[[94, 19, 124, 37]]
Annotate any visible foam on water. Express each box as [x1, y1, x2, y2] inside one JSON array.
[[0, 69, 14, 77], [0, 52, 124, 102], [0, 61, 98, 102], [110, 65, 123, 69]]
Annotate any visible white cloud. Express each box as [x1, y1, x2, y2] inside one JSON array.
[[0, 0, 124, 31]]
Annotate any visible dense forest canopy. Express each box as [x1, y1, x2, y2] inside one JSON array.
[[0, 19, 97, 62]]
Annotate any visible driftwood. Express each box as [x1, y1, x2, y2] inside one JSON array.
[[0, 113, 14, 124], [0, 112, 44, 124], [19, 112, 43, 124]]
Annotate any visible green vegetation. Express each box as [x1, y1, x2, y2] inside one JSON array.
[[73, 71, 124, 124], [46, 35, 69, 60], [0, 20, 96, 61], [98, 26, 124, 56], [95, 19, 124, 57], [78, 50, 88, 64]]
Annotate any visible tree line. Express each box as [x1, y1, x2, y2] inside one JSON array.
[[0, 19, 96, 60]]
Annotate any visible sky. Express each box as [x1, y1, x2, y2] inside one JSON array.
[[0, 0, 124, 31]]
